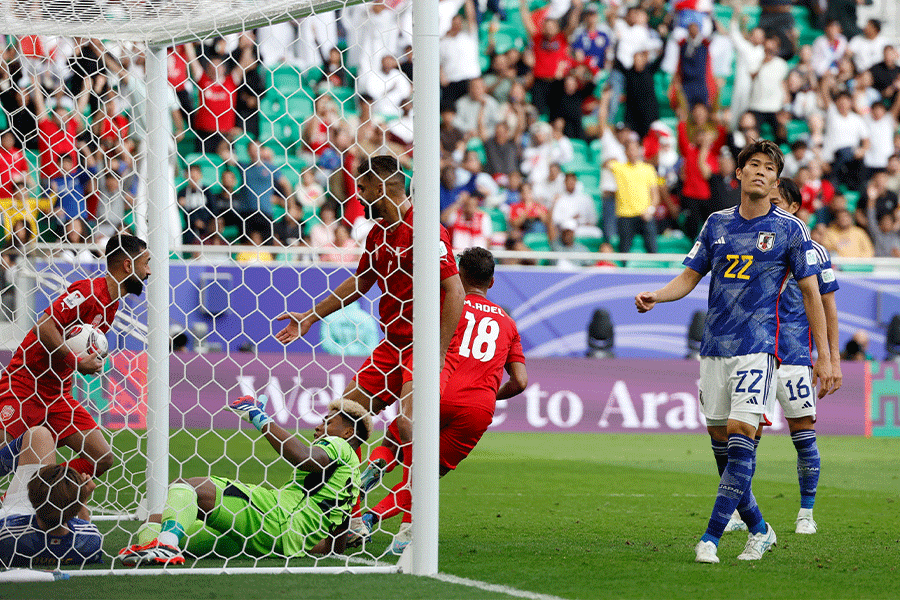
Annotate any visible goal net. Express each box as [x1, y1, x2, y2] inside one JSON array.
[[0, 0, 442, 577]]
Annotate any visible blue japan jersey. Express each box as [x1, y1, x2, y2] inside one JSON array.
[[683, 205, 820, 358], [777, 241, 839, 366], [0, 515, 103, 568]]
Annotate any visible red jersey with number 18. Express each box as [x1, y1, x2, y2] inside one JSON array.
[[440, 294, 524, 412], [356, 205, 458, 342]]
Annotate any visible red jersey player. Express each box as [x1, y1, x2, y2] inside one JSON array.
[[0, 235, 150, 478], [275, 155, 465, 444], [357, 247, 528, 554]]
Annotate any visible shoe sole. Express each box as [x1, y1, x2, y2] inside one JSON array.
[[695, 556, 719, 563]]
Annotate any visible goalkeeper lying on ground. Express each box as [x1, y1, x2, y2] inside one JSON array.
[[118, 396, 371, 566]]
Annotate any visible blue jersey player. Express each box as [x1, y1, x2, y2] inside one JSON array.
[[635, 140, 836, 564], [0, 426, 102, 568], [765, 178, 841, 534]]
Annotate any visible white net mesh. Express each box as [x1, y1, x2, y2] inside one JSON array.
[[0, 0, 437, 574]]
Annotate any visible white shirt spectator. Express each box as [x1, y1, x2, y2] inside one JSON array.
[[438, 0, 466, 36], [728, 20, 765, 128], [617, 21, 661, 70], [521, 132, 574, 188], [447, 207, 494, 250], [362, 65, 412, 119], [822, 104, 869, 161], [345, 3, 406, 87], [864, 111, 896, 169], [551, 181, 600, 236], [600, 129, 626, 193], [748, 56, 788, 113], [454, 88, 501, 135], [533, 172, 566, 207], [847, 33, 888, 73], [440, 20, 481, 84], [811, 33, 848, 76]]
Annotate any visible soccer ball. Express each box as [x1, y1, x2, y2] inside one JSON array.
[[64, 325, 109, 359]]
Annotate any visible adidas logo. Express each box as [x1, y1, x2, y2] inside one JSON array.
[[714, 236, 726, 245], [747, 397, 758, 405], [801, 401, 813, 409]]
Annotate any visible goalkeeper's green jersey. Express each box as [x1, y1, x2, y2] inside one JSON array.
[[281, 435, 360, 555]]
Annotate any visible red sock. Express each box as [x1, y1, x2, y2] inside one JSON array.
[[354, 446, 362, 461], [371, 479, 412, 522], [63, 458, 95, 476], [368, 445, 398, 472]]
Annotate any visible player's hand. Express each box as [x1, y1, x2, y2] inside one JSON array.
[[76, 352, 104, 375], [228, 394, 273, 431], [812, 359, 834, 399], [275, 310, 314, 344], [635, 291, 658, 313], [74, 471, 97, 497], [829, 358, 843, 395]]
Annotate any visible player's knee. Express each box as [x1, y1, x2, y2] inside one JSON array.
[[94, 451, 115, 475], [24, 425, 55, 449]]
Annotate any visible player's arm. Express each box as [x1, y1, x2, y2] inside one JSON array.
[[309, 518, 349, 555], [821, 290, 841, 393], [635, 268, 703, 313], [440, 274, 465, 366], [228, 396, 333, 472], [35, 314, 102, 375], [497, 362, 528, 400], [798, 275, 834, 398], [275, 274, 375, 344]]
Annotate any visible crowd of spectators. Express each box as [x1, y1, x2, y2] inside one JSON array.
[[1, 0, 900, 285]]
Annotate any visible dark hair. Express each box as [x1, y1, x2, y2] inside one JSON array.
[[356, 155, 406, 188], [868, 19, 881, 33], [778, 178, 802, 208], [790, 140, 808, 152], [458, 247, 495, 287], [736, 139, 784, 176], [28, 465, 82, 529], [106, 234, 147, 266]]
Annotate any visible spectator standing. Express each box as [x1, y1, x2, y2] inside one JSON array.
[[570, 3, 613, 73], [362, 55, 412, 121], [724, 16, 764, 129], [870, 45, 900, 106], [863, 99, 900, 184], [747, 34, 789, 144], [848, 19, 888, 74], [799, 161, 836, 224], [553, 66, 596, 140], [820, 76, 870, 190], [521, 121, 573, 189], [677, 102, 725, 240], [606, 138, 659, 253], [32, 88, 83, 190], [439, 0, 481, 108], [185, 43, 248, 154], [670, 19, 717, 112], [230, 33, 266, 139], [519, 0, 583, 117], [857, 171, 899, 232], [623, 49, 663, 138], [811, 20, 848, 77]]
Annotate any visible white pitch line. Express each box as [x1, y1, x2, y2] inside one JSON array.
[[345, 555, 568, 600], [430, 572, 569, 600]]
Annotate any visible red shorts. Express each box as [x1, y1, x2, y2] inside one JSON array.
[[353, 338, 413, 407], [0, 385, 98, 441], [439, 401, 493, 472]]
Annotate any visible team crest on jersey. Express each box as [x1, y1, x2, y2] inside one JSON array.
[[63, 291, 86, 309], [0, 405, 14, 422], [756, 232, 776, 252]]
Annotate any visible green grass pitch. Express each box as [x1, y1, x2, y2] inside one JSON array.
[[2, 431, 898, 599]]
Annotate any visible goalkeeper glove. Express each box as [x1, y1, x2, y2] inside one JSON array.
[[228, 395, 273, 431]]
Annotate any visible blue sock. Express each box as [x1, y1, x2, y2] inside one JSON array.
[[701, 434, 756, 545], [710, 438, 728, 477], [792, 429, 820, 510], [0, 435, 24, 477], [736, 436, 766, 534]]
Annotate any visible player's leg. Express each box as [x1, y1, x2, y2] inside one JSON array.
[[781, 365, 819, 533], [1, 427, 58, 519], [57, 427, 114, 477], [696, 355, 776, 562]]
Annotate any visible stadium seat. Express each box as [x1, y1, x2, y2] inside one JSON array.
[[576, 236, 603, 251], [657, 236, 692, 255], [786, 119, 809, 142], [488, 207, 508, 232], [522, 231, 551, 251]]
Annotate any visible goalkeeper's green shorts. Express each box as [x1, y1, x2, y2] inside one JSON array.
[[206, 476, 309, 556]]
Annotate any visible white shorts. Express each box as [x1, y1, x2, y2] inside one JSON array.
[[775, 364, 817, 419], [699, 353, 777, 426], [0, 463, 39, 518]]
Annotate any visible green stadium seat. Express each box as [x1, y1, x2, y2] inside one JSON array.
[[488, 207, 508, 232], [843, 190, 860, 213], [575, 236, 603, 251], [657, 236, 692, 255], [523, 231, 551, 252], [786, 119, 809, 142]]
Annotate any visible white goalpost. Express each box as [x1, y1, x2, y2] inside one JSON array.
[[0, 0, 441, 579]]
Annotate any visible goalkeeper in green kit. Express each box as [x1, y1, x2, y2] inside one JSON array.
[[117, 396, 371, 566]]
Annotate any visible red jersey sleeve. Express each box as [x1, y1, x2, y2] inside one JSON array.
[[506, 326, 525, 366], [439, 225, 458, 281], [45, 280, 94, 333], [355, 227, 378, 288]]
